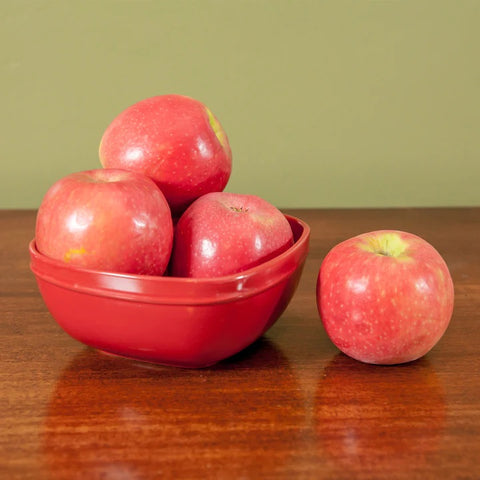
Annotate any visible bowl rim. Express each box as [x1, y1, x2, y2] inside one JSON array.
[[29, 214, 310, 305]]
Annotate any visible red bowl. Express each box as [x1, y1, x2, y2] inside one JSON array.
[[29, 215, 310, 368]]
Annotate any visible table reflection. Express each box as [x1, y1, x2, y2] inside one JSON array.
[[315, 353, 446, 477], [42, 338, 303, 479]]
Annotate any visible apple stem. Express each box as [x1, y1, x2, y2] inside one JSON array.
[[229, 206, 249, 213]]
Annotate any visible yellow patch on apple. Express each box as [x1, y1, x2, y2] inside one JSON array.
[[64, 246, 88, 263]]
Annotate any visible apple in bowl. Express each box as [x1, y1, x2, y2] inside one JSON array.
[[99, 94, 232, 216], [317, 230, 454, 365], [35, 168, 173, 276], [171, 192, 294, 278]]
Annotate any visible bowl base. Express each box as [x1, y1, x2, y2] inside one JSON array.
[[96, 348, 219, 369]]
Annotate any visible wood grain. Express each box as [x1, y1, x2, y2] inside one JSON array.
[[1, 208, 479, 479]]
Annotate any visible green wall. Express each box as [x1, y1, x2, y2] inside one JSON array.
[[2, 0, 479, 209]]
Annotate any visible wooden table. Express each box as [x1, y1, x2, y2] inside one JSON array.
[[1, 208, 479, 479]]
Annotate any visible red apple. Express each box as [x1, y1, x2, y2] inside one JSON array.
[[35, 168, 173, 275], [171, 192, 294, 278], [99, 94, 232, 216], [317, 230, 454, 364]]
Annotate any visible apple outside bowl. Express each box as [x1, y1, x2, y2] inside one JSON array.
[[29, 215, 310, 368]]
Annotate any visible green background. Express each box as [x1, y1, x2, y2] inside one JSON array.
[[2, 0, 479, 209]]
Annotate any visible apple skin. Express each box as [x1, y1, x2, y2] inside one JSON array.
[[35, 169, 173, 275], [99, 94, 232, 216], [317, 230, 454, 365], [171, 192, 294, 278]]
